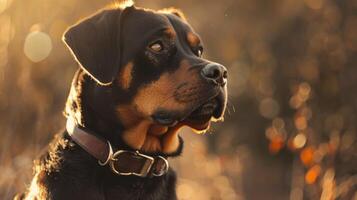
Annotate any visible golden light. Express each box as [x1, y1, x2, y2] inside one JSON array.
[[272, 118, 285, 129], [265, 118, 287, 141], [294, 116, 307, 130], [320, 168, 335, 200], [305, 165, 321, 184], [298, 82, 311, 99], [313, 143, 329, 163], [113, 0, 134, 8], [292, 133, 307, 149], [265, 127, 278, 140], [300, 146, 315, 166], [289, 82, 311, 109], [24, 31, 52, 63], [269, 136, 284, 154], [300, 106, 312, 120], [0, 0, 11, 14]]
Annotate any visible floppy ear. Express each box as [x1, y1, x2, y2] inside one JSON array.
[[63, 9, 124, 85], [159, 7, 187, 21]]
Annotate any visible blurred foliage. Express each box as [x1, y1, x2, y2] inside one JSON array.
[[0, 0, 356, 199]]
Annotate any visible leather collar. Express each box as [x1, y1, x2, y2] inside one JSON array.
[[66, 119, 169, 177]]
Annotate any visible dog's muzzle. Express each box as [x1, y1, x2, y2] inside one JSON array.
[[66, 119, 169, 177]]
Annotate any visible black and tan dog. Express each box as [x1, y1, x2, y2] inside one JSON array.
[[17, 2, 227, 200]]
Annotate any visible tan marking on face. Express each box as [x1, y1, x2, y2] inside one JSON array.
[[161, 125, 183, 153], [116, 105, 142, 128], [117, 60, 202, 153], [120, 117, 182, 153], [141, 135, 162, 152], [118, 62, 133, 89], [164, 27, 176, 39], [133, 64, 194, 115], [121, 119, 152, 150], [148, 124, 169, 136], [141, 124, 183, 153], [187, 32, 200, 47], [130, 59, 198, 117]]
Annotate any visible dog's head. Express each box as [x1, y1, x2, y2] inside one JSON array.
[[63, 5, 228, 155]]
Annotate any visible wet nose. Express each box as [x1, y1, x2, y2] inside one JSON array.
[[201, 63, 227, 86]]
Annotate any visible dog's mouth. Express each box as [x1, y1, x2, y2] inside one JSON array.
[[141, 90, 226, 154], [152, 91, 226, 131], [182, 97, 221, 131]]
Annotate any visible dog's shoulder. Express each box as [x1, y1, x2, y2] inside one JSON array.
[[19, 131, 103, 200], [20, 131, 178, 200]]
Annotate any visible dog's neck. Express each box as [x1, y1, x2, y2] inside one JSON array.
[[63, 70, 174, 179], [65, 69, 183, 157], [65, 69, 127, 148]]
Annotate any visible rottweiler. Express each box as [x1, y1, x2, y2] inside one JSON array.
[[16, 2, 228, 200]]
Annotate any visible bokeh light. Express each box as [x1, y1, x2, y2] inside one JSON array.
[[293, 133, 307, 149], [24, 31, 52, 63]]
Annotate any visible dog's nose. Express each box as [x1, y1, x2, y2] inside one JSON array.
[[201, 63, 227, 86]]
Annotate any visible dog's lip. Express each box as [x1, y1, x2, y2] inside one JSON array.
[[184, 98, 217, 121], [181, 96, 221, 130], [151, 92, 225, 131], [212, 90, 226, 119]]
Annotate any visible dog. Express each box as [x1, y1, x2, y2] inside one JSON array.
[[16, 2, 228, 200]]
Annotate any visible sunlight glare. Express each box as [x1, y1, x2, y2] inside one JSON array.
[[24, 31, 52, 63]]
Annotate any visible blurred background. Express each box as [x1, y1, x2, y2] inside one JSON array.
[[0, 0, 356, 199]]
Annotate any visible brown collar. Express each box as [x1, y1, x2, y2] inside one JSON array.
[[66, 119, 169, 177]]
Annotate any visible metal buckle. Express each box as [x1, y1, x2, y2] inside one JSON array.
[[109, 150, 155, 177], [97, 141, 168, 177], [152, 156, 169, 177], [98, 141, 113, 166]]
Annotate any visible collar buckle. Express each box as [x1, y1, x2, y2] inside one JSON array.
[[109, 150, 155, 177], [100, 142, 169, 177], [66, 119, 169, 178]]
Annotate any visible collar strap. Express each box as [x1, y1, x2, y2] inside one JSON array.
[[66, 119, 169, 177]]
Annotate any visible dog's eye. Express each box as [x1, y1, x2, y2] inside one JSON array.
[[149, 41, 164, 52], [195, 46, 203, 57]]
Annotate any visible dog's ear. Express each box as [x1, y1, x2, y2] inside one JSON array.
[[159, 7, 187, 21], [63, 9, 126, 85]]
